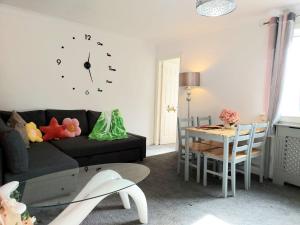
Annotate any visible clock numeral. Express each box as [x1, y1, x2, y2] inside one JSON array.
[[98, 88, 103, 92], [97, 42, 103, 46], [57, 59, 62, 65], [106, 80, 112, 84], [85, 34, 92, 40], [85, 90, 90, 95], [107, 53, 111, 57], [109, 66, 116, 72]]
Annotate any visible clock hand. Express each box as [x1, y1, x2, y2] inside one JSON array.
[[88, 52, 90, 62], [88, 68, 93, 83]]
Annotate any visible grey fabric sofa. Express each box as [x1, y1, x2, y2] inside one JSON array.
[[0, 109, 146, 185]]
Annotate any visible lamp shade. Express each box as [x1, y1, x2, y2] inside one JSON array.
[[179, 72, 200, 87]]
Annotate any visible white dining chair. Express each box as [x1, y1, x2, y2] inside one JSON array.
[[177, 117, 217, 183], [248, 122, 269, 187], [203, 124, 253, 196], [197, 115, 223, 148], [197, 115, 212, 126]]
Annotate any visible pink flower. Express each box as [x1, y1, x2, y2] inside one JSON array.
[[219, 109, 240, 124], [62, 118, 81, 137]]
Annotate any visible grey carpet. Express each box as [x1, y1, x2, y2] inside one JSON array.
[[32, 152, 300, 225]]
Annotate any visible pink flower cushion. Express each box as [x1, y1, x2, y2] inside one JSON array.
[[62, 118, 81, 138]]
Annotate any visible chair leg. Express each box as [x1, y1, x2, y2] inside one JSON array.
[[259, 154, 265, 183], [203, 156, 208, 186], [231, 162, 236, 197], [196, 153, 201, 183], [244, 161, 249, 190], [177, 149, 182, 174]]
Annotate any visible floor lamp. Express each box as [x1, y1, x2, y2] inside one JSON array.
[[179, 72, 201, 126]]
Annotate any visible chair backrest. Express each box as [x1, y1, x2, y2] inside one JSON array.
[[197, 116, 212, 127], [250, 122, 269, 150], [231, 124, 253, 159], [177, 117, 195, 147]]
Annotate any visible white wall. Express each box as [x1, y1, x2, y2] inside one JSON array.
[[157, 17, 269, 124], [0, 5, 156, 144]]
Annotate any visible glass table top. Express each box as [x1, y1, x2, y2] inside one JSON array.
[[18, 163, 150, 208]]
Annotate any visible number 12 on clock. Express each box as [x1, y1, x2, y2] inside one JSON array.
[[85, 34, 91, 40]]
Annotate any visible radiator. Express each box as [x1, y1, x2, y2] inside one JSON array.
[[273, 123, 300, 187]]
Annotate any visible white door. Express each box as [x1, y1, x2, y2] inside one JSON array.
[[159, 58, 180, 144]]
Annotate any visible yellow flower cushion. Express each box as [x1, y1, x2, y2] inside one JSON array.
[[25, 122, 43, 143]]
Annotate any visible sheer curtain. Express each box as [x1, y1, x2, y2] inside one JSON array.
[[264, 12, 296, 177], [280, 32, 300, 118]]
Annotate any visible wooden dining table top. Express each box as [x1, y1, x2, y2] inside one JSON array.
[[186, 126, 262, 138], [186, 127, 238, 138]]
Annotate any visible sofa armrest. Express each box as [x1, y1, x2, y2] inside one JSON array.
[[0, 147, 4, 185], [127, 132, 146, 141], [127, 132, 146, 160]]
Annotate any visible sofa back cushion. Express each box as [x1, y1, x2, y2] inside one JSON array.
[[0, 110, 47, 127], [0, 111, 11, 122], [0, 117, 10, 133], [7, 111, 30, 148], [19, 110, 47, 127], [87, 110, 101, 132], [0, 129, 29, 173], [46, 110, 89, 135]]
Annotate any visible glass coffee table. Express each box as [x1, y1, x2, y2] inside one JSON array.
[[18, 163, 150, 225]]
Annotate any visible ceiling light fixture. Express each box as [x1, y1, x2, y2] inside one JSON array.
[[196, 0, 236, 17]]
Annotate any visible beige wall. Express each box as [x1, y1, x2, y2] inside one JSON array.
[[0, 5, 156, 144], [157, 17, 269, 124]]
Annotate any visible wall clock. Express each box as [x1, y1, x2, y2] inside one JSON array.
[[56, 34, 117, 95]]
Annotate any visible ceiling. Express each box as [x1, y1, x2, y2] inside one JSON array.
[[1, 0, 300, 43]]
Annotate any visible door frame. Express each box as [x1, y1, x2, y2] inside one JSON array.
[[154, 56, 181, 145]]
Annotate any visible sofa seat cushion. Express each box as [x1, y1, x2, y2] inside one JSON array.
[[46, 110, 89, 135], [4, 142, 78, 182], [50, 134, 142, 158]]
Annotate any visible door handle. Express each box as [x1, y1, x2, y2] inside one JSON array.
[[167, 105, 176, 113]]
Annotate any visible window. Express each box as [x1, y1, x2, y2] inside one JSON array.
[[280, 27, 300, 121]]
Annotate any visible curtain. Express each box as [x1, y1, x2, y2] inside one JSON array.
[[266, 12, 296, 130], [264, 12, 296, 177]]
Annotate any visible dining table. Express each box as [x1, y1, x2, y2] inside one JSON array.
[[185, 126, 240, 198]]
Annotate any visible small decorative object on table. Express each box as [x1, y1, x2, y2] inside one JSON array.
[[0, 182, 36, 225], [89, 109, 128, 141], [219, 109, 240, 129], [62, 118, 81, 137]]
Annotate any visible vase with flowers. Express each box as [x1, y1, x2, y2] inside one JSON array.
[[219, 109, 240, 129]]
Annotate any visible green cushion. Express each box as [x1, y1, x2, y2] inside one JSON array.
[[89, 109, 128, 141]]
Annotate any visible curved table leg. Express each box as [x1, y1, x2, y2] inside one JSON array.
[[49, 170, 148, 225], [119, 192, 131, 209], [119, 185, 148, 224]]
